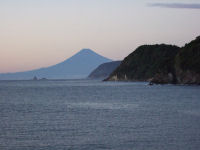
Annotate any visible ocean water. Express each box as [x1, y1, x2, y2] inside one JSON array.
[[0, 80, 200, 150]]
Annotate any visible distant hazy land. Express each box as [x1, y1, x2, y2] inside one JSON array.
[[1, 36, 200, 85], [88, 61, 121, 79], [0, 49, 111, 80]]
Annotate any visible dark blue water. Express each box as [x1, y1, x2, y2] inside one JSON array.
[[0, 80, 200, 150]]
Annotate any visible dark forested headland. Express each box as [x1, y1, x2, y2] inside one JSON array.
[[105, 36, 200, 85]]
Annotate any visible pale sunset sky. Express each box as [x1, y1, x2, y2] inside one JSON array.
[[0, 0, 200, 73]]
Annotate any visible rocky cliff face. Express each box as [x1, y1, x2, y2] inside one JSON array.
[[150, 72, 175, 84], [175, 69, 200, 84]]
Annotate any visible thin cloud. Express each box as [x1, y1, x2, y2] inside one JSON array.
[[148, 3, 200, 9]]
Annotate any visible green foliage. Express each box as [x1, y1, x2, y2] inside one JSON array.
[[107, 36, 200, 84], [110, 44, 180, 80], [176, 36, 200, 73]]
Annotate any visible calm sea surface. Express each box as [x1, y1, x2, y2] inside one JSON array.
[[0, 80, 200, 150]]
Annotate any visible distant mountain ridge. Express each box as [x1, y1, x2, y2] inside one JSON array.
[[88, 61, 121, 79], [0, 49, 112, 80]]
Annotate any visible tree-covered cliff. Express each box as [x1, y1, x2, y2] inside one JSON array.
[[105, 44, 179, 83], [175, 36, 200, 84], [106, 36, 200, 85]]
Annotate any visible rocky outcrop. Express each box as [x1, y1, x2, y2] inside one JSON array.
[[149, 72, 175, 84], [175, 69, 200, 84]]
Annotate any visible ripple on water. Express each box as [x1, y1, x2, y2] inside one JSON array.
[[66, 102, 139, 110]]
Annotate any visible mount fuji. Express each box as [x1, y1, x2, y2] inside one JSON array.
[[0, 49, 112, 80]]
